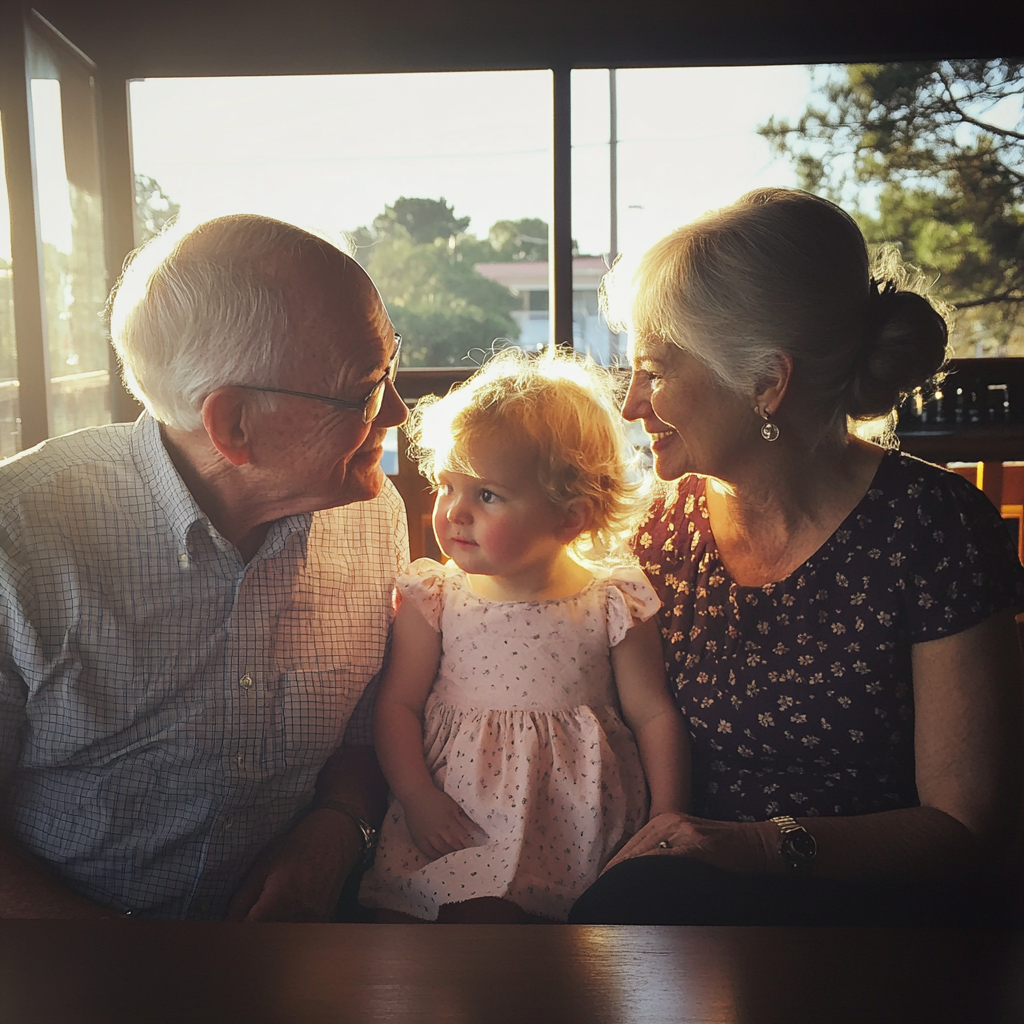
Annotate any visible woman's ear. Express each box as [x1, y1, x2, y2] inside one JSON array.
[[754, 351, 794, 418], [201, 387, 254, 467]]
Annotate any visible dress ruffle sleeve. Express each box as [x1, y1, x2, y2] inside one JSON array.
[[605, 564, 662, 647], [395, 557, 452, 632]]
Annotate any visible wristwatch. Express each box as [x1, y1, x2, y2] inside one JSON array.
[[313, 799, 379, 866], [769, 815, 817, 873]]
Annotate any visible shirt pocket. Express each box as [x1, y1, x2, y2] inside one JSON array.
[[272, 664, 375, 772], [268, 602, 388, 771]]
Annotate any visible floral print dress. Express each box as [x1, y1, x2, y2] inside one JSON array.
[[636, 450, 1024, 822], [359, 559, 657, 921]]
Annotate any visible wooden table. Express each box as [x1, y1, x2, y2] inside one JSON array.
[[1, 924, 1022, 1023]]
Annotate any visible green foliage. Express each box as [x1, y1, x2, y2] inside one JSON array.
[[487, 217, 548, 262], [135, 173, 180, 242], [760, 61, 1024, 354], [44, 183, 110, 380], [373, 197, 470, 246], [350, 198, 549, 366]]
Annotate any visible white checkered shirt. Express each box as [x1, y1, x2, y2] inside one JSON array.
[[0, 414, 408, 918]]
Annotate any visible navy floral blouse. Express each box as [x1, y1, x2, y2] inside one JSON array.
[[636, 451, 1024, 822]]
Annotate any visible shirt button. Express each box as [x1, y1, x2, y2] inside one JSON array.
[[223, 815, 234, 830], [235, 752, 245, 769], [177, 551, 189, 568], [239, 673, 253, 690]]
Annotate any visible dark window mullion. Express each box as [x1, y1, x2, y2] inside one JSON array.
[[551, 65, 572, 349]]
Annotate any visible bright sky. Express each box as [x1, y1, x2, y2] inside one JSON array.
[[7, 65, 1021, 270], [0, 64, 815, 275], [123, 65, 815, 262], [572, 66, 812, 257]]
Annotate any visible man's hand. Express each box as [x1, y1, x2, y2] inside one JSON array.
[[225, 808, 364, 922], [405, 786, 487, 861], [0, 834, 127, 919]]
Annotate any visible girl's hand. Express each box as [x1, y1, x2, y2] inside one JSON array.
[[601, 812, 777, 876], [405, 787, 487, 861]]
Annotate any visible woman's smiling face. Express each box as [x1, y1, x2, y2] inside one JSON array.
[[622, 336, 755, 483]]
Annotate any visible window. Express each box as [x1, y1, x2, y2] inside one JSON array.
[[129, 72, 554, 369], [570, 65, 814, 363], [3, 52, 1022, 458], [26, 19, 110, 436]]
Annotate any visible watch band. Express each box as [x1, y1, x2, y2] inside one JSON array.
[[312, 800, 379, 865], [768, 814, 817, 873]]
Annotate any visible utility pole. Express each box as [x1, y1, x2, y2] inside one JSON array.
[[608, 67, 619, 364]]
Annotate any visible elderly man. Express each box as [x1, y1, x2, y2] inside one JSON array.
[[0, 215, 408, 919]]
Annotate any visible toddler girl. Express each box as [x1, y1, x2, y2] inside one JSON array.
[[359, 348, 689, 922]]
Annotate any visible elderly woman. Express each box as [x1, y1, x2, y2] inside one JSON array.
[[569, 187, 1024, 926]]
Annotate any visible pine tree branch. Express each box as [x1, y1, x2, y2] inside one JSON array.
[[935, 67, 1024, 142], [953, 292, 1024, 309]]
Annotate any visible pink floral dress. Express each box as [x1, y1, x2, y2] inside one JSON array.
[[359, 558, 659, 921]]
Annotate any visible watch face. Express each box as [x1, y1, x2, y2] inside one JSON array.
[[782, 830, 817, 864]]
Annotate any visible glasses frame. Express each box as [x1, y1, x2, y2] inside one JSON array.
[[240, 335, 402, 424]]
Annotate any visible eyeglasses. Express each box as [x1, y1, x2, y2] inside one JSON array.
[[240, 335, 402, 424]]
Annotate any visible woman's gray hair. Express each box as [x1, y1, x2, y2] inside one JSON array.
[[626, 188, 949, 429], [108, 214, 330, 431]]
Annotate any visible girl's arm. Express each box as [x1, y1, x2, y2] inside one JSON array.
[[611, 615, 691, 818], [605, 607, 1023, 880], [373, 599, 484, 860]]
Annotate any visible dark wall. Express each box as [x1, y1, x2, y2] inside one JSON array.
[[29, 0, 1024, 78]]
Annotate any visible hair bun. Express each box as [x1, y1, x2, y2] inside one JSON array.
[[846, 279, 948, 419]]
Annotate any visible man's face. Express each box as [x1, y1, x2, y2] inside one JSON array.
[[248, 253, 408, 513]]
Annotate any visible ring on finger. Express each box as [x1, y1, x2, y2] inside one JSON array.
[[657, 840, 671, 849]]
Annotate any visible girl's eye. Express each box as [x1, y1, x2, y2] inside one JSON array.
[[480, 489, 499, 504], [436, 481, 452, 496]]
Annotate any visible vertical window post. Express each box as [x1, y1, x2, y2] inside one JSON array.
[[551, 66, 572, 350]]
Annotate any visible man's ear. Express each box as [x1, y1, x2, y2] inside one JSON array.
[[201, 387, 254, 467], [755, 350, 794, 417]]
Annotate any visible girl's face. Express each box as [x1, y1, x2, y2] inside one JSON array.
[[622, 335, 754, 482], [433, 430, 570, 584]]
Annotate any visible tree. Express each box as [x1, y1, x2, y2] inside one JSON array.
[[372, 196, 470, 246], [134, 173, 180, 242], [486, 217, 548, 262], [760, 61, 1024, 355], [350, 197, 523, 366]]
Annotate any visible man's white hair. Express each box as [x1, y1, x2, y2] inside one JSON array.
[[108, 214, 331, 431]]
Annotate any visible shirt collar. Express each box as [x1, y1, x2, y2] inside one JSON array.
[[128, 412, 313, 558]]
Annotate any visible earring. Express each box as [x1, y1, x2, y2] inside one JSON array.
[[760, 408, 780, 442]]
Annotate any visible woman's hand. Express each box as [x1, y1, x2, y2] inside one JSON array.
[[405, 787, 487, 861], [603, 812, 778, 876]]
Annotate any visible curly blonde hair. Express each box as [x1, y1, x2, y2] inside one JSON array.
[[407, 347, 651, 568]]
